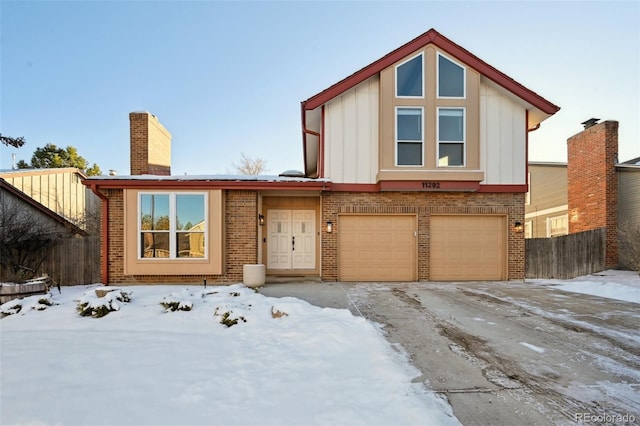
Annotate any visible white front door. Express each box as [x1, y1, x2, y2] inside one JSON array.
[[267, 210, 315, 270]]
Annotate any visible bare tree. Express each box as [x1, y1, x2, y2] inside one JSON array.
[[0, 194, 70, 282], [229, 153, 268, 175], [618, 220, 640, 273], [0, 133, 26, 148]]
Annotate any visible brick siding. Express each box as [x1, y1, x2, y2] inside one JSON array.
[[567, 121, 618, 267], [321, 191, 525, 281], [103, 189, 258, 285]]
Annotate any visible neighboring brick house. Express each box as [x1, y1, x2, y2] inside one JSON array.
[[0, 167, 100, 232], [85, 28, 560, 285], [524, 119, 640, 269]]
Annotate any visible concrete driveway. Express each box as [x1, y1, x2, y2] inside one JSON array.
[[261, 280, 640, 425]]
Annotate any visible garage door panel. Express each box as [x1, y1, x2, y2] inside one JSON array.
[[339, 215, 416, 281], [431, 215, 506, 281]]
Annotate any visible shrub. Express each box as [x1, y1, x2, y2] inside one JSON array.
[[76, 288, 131, 318], [213, 306, 246, 327]]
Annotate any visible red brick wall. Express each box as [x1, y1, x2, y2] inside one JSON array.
[[567, 121, 618, 267], [321, 191, 525, 281], [129, 113, 149, 176], [103, 189, 258, 285], [129, 112, 171, 176]]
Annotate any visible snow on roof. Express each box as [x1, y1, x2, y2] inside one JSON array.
[[86, 174, 331, 183]]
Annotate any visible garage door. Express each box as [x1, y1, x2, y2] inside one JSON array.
[[339, 215, 416, 281], [430, 215, 506, 281]]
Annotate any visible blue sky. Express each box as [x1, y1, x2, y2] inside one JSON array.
[[1, 1, 638, 175]]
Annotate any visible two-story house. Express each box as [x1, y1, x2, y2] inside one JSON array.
[[85, 28, 559, 285]]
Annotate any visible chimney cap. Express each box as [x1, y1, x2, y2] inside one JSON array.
[[581, 118, 600, 129]]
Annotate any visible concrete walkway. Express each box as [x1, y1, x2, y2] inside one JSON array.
[[260, 280, 640, 426]]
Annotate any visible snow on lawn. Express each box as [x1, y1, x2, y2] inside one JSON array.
[[0, 284, 459, 426], [530, 269, 640, 304]]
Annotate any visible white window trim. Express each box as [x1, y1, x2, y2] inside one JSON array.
[[436, 52, 466, 99], [436, 107, 466, 167], [524, 221, 532, 239], [138, 191, 209, 260], [546, 214, 568, 238], [395, 52, 424, 99], [395, 106, 424, 167]]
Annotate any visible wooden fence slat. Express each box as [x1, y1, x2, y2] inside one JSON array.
[[525, 228, 605, 279]]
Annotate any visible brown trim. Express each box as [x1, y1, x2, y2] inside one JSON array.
[[320, 105, 325, 178], [0, 178, 88, 237], [329, 183, 381, 192], [477, 184, 528, 193], [380, 180, 480, 192], [302, 29, 559, 115], [525, 110, 530, 193], [83, 179, 330, 191], [301, 104, 309, 177], [88, 183, 109, 285]]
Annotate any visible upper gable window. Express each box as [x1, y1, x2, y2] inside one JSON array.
[[438, 53, 465, 98], [396, 53, 423, 98]]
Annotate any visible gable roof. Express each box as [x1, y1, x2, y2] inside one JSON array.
[[0, 178, 88, 237], [301, 28, 560, 115]]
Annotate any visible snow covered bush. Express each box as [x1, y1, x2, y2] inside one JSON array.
[[161, 290, 194, 312], [213, 305, 247, 327], [76, 288, 131, 318], [0, 293, 55, 316]]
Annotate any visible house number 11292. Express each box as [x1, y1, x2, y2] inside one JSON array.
[[422, 181, 441, 189]]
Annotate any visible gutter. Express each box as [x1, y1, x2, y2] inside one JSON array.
[[88, 183, 109, 285]]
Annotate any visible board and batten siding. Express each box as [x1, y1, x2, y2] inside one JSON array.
[[480, 81, 527, 185], [0, 169, 89, 223], [324, 77, 379, 184]]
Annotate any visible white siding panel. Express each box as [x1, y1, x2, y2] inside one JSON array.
[[342, 90, 358, 183], [324, 77, 379, 184], [480, 82, 527, 185]]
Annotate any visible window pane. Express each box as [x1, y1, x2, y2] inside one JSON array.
[[398, 142, 422, 166], [396, 55, 422, 97], [140, 194, 169, 230], [177, 232, 205, 258], [397, 108, 422, 141], [176, 194, 205, 230], [141, 232, 170, 258], [439, 109, 464, 142], [438, 143, 464, 166], [438, 55, 464, 97]]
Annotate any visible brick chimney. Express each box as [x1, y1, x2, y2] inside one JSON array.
[[130, 112, 171, 175], [567, 120, 618, 267]]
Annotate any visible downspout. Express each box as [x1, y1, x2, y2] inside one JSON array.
[[89, 183, 109, 285]]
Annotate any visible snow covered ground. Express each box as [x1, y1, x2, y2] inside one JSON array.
[[529, 269, 640, 304], [1, 270, 637, 426], [0, 284, 458, 426]]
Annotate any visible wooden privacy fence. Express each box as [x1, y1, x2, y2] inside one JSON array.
[[525, 228, 605, 279], [39, 236, 100, 286]]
